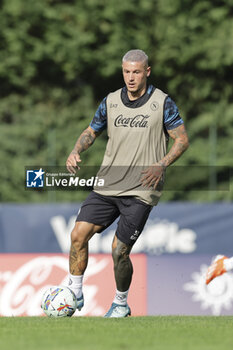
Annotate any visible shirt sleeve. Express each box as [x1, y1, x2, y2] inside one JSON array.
[[89, 97, 107, 132], [164, 96, 184, 130]]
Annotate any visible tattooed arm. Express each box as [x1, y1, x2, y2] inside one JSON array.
[[141, 124, 189, 189], [159, 123, 189, 167], [66, 126, 101, 174]]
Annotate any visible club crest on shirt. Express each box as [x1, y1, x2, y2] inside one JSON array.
[[150, 101, 159, 111]]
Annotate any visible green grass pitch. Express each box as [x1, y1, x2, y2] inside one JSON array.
[[1, 316, 233, 350]]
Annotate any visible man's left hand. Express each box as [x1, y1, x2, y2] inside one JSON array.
[[140, 163, 165, 189]]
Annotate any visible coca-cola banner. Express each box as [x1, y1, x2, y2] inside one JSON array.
[[0, 202, 233, 255], [0, 253, 146, 317], [2, 253, 232, 316]]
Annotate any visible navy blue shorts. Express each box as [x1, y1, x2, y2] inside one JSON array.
[[76, 191, 152, 246]]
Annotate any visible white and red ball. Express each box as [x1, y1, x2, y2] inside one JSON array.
[[41, 286, 77, 317]]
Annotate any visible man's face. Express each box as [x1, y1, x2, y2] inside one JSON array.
[[122, 61, 151, 94]]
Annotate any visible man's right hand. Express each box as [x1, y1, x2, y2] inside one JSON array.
[[66, 151, 81, 174]]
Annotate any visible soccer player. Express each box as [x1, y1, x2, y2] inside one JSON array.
[[206, 255, 233, 284], [66, 49, 189, 317]]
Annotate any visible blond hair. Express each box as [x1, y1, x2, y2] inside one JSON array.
[[122, 49, 148, 67]]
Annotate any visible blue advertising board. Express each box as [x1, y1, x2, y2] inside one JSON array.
[[0, 202, 232, 255]]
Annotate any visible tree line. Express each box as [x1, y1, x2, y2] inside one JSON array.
[[0, 0, 232, 202]]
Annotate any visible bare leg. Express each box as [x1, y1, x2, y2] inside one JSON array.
[[112, 235, 133, 292], [69, 221, 103, 275]]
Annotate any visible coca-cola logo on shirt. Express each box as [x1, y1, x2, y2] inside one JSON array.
[[114, 114, 149, 128]]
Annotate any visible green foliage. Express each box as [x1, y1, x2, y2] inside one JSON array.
[[0, 0, 232, 202]]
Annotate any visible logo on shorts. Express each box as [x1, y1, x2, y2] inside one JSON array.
[[26, 168, 45, 188], [130, 230, 140, 241]]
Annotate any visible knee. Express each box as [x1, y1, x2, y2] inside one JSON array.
[[70, 221, 98, 248], [70, 222, 88, 249], [71, 223, 82, 246], [112, 242, 130, 267]]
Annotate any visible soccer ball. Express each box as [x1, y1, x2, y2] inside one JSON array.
[[41, 286, 77, 317]]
